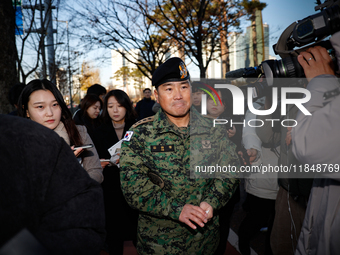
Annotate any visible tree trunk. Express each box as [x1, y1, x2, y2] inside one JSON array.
[[220, 1, 230, 77], [196, 37, 206, 78], [0, 0, 18, 114], [251, 15, 258, 66], [221, 33, 231, 76], [199, 65, 206, 78]]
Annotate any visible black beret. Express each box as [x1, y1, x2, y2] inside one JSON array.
[[152, 57, 190, 88]]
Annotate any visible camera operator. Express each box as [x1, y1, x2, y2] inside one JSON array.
[[292, 31, 340, 255]]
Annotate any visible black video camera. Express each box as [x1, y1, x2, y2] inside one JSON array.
[[226, 0, 340, 99]]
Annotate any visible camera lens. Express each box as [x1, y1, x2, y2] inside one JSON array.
[[277, 56, 305, 78]]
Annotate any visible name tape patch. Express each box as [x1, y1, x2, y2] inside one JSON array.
[[151, 145, 175, 152]]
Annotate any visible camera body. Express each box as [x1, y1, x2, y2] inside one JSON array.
[[277, 0, 340, 53], [225, 0, 340, 99]]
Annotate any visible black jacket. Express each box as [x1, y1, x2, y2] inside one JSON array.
[[0, 115, 105, 255], [73, 109, 102, 140], [92, 119, 138, 244], [135, 98, 155, 120]]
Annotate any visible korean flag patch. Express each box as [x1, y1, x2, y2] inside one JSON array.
[[122, 131, 134, 141]]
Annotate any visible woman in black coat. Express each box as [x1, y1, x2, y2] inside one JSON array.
[[92, 89, 138, 255]]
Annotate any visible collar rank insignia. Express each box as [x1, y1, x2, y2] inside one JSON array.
[[202, 140, 211, 149], [151, 145, 175, 152]]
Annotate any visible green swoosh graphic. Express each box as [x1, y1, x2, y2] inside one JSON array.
[[199, 88, 217, 106]]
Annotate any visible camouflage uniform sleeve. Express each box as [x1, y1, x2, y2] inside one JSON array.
[[202, 135, 240, 210], [120, 129, 185, 220], [202, 178, 239, 210]]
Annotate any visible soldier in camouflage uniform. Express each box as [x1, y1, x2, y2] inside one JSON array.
[[120, 57, 240, 254]]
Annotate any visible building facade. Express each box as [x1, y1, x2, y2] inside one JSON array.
[[111, 49, 152, 101]]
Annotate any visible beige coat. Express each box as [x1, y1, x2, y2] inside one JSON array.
[[54, 122, 103, 183]]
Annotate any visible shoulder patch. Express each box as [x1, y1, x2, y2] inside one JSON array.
[[122, 131, 134, 141], [132, 116, 154, 128]]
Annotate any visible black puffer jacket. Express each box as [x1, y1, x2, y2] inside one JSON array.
[[0, 115, 106, 255]]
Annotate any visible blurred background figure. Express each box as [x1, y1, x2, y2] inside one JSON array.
[[87, 83, 107, 102], [73, 83, 107, 118], [73, 94, 103, 140], [135, 88, 155, 120], [238, 96, 279, 255], [256, 90, 313, 255], [7, 82, 25, 116], [206, 87, 242, 149], [17, 79, 103, 183], [191, 81, 204, 112], [92, 89, 138, 255], [152, 101, 161, 114], [205, 87, 241, 255]]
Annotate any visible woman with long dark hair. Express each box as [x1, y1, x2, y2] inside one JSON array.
[[17, 79, 103, 183], [73, 93, 103, 140], [92, 89, 138, 255]]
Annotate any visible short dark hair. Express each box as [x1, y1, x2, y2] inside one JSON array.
[[102, 90, 137, 123], [143, 88, 151, 93], [87, 84, 106, 96]]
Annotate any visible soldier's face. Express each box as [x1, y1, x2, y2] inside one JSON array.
[[154, 80, 192, 118]]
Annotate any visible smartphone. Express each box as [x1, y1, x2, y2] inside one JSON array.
[[100, 159, 111, 162], [73, 144, 93, 150]]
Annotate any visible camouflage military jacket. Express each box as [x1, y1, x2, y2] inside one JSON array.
[[120, 107, 240, 254]]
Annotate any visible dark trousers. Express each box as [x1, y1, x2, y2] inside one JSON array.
[[270, 187, 306, 255], [214, 186, 240, 255], [102, 168, 138, 255], [238, 193, 275, 255]]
